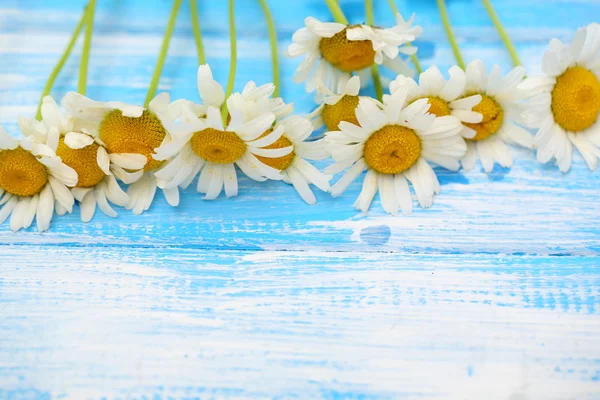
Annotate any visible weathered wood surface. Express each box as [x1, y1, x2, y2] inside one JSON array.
[[0, 0, 598, 398]]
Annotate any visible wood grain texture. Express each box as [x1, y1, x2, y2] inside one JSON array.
[[0, 0, 599, 399], [1, 247, 599, 399]]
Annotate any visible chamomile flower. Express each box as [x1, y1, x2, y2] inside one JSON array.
[[153, 65, 292, 199], [388, 65, 483, 139], [310, 75, 362, 131], [520, 23, 600, 172], [62, 91, 180, 214], [0, 126, 77, 232], [458, 60, 533, 173], [228, 89, 330, 204], [325, 88, 466, 215], [287, 14, 421, 92], [21, 96, 146, 222]]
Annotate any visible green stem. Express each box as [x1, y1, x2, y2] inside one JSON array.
[[370, 65, 383, 101], [144, 0, 182, 108], [437, 0, 465, 70], [77, 0, 95, 95], [481, 0, 521, 67], [221, 0, 237, 125], [324, 0, 348, 24], [365, 0, 383, 101], [386, 0, 422, 74], [35, 4, 87, 120], [189, 0, 206, 65], [258, 0, 280, 97]]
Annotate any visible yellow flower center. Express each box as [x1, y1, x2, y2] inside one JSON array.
[[191, 128, 247, 164], [0, 148, 48, 196], [254, 130, 295, 171], [99, 110, 166, 171], [551, 66, 600, 133], [322, 95, 360, 131], [420, 96, 451, 117], [364, 125, 421, 174], [55, 138, 105, 188], [319, 28, 376, 72], [463, 94, 504, 141]]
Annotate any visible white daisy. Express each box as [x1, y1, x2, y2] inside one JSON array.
[[287, 14, 421, 93], [388, 65, 483, 139], [0, 126, 77, 232], [61, 91, 180, 214], [310, 75, 362, 131], [458, 59, 533, 173], [347, 13, 422, 86], [153, 65, 292, 200], [520, 23, 600, 172], [20, 96, 146, 222], [325, 87, 466, 215], [228, 89, 331, 204]]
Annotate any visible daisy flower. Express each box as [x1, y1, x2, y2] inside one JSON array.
[[0, 126, 77, 232], [228, 89, 331, 204], [153, 65, 292, 200], [520, 23, 600, 172], [310, 75, 363, 131], [325, 87, 466, 215], [20, 96, 146, 222], [287, 13, 421, 92], [61, 91, 180, 214], [388, 65, 483, 139], [458, 59, 533, 173]]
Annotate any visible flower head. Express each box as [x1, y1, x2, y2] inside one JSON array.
[[229, 86, 331, 204], [288, 14, 421, 93], [20, 96, 146, 222], [457, 60, 533, 173], [310, 75, 363, 131], [325, 88, 466, 215], [154, 65, 293, 200], [61, 91, 179, 214], [0, 125, 77, 232], [520, 23, 600, 172], [388, 65, 483, 139]]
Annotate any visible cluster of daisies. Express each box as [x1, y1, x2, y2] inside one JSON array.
[[0, 11, 598, 232]]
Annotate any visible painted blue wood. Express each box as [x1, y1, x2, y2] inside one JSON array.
[[0, 246, 599, 398], [0, 0, 599, 398]]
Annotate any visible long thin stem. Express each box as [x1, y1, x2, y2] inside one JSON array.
[[437, 0, 465, 70], [77, 0, 95, 95], [189, 0, 206, 65], [221, 0, 237, 124], [35, 5, 87, 120], [144, 0, 182, 108], [386, 0, 422, 74], [324, 0, 349, 24], [365, 0, 383, 101], [258, 0, 280, 97], [481, 0, 521, 67]]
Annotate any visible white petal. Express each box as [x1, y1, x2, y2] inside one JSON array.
[[329, 158, 367, 197], [110, 153, 147, 170], [354, 169, 377, 212], [0, 126, 18, 150], [0, 196, 19, 226], [222, 163, 238, 198], [96, 146, 111, 175], [287, 166, 316, 205], [64, 132, 94, 149], [95, 185, 117, 218], [49, 176, 74, 212], [36, 184, 54, 232], [80, 191, 97, 222]]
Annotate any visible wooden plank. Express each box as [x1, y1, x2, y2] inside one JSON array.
[[1, 246, 599, 398]]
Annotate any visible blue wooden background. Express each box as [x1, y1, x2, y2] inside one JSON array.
[[1, 0, 599, 398]]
